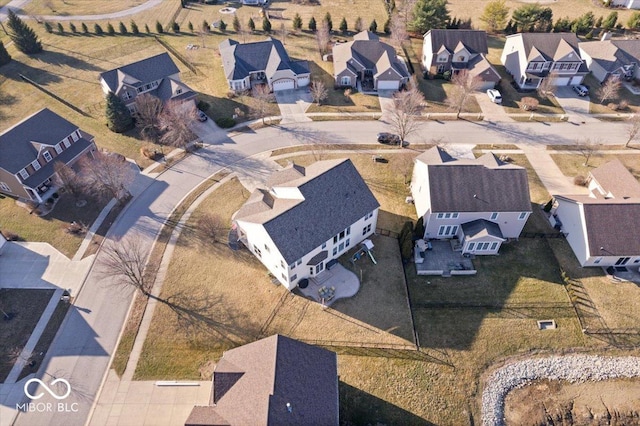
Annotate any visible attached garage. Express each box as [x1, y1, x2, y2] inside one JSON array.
[[297, 75, 310, 87], [553, 77, 571, 86], [476, 80, 497, 91], [377, 80, 400, 90], [570, 75, 584, 85], [272, 79, 295, 91]]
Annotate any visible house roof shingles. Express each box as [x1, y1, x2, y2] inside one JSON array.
[[235, 159, 380, 264], [516, 32, 582, 62], [0, 108, 82, 174], [461, 219, 505, 240], [589, 158, 640, 198], [415, 147, 531, 213], [185, 335, 338, 426], [580, 39, 640, 74], [99, 53, 181, 92], [425, 29, 489, 55]]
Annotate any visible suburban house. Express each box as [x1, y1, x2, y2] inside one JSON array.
[[609, 0, 640, 9], [421, 29, 500, 91], [579, 39, 640, 83], [219, 37, 310, 92], [332, 30, 410, 91], [410, 147, 531, 255], [0, 108, 97, 203], [185, 334, 339, 426], [99, 52, 197, 114], [550, 159, 640, 268], [233, 159, 379, 289], [501, 32, 589, 89], [241, 0, 267, 5]]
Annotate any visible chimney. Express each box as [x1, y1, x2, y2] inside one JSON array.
[[601, 32, 612, 41]]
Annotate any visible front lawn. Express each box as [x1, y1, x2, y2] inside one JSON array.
[[550, 153, 640, 182], [583, 74, 640, 115]]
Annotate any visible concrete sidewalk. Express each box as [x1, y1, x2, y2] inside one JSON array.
[[518, 144, 589, 196]]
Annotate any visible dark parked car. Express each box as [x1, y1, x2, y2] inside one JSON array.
[[196, 110, 208, 122], [377, 132, 402, 145]]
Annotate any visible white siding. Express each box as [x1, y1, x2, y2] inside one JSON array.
[[410, 160, 432, 219], [554, 199, 589, 266], [297, 75, 310, 87], [235, 221, 291, 288], [424, 211, 529, 240]]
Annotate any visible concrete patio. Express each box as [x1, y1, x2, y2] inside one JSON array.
[[297, 264, 360, 307], [414, 240, 476, 277]]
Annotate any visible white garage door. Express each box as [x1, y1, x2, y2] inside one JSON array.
[[297, 76, 310, 87], [272, 79, 295, 91], [377, 80, 400, 90], [554, 77, 571, 86], [570, 76, 584, 85]]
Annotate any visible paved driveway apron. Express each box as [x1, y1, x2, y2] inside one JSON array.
[[275, 89, 312, 123], [554, 86, 597, 123]]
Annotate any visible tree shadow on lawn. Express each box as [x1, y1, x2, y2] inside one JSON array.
[[0, 59, 62, 85], [340, 382, 435, 426], [408, 237, 575, 351]]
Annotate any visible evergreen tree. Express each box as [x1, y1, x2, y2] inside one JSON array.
[[411, 0, 450, 33], [595, 15, 603, 28], [219, 20, 227, 32], [7, 10, 42, 54], [602, 11, 618, 30], [105, 92, 133, 133], [130, 20, 139, 35], [57, 22, 64, 34], [156, 21, 164, 33], [262, 17, 271, 33], [202, 20, 210, 33], [339, 17, 348, 33], [354, 16, 363, 32], [107, 22, 115, 35], [383, 17, 391, 34], [44, 21, 53, 33], [94, 23, 104, 35], [119, 21, 128, 35], [628, 11, 640, 29], [69, 22, 77, 33], [232, 15, 240, 32], [293, 13, 302, 31], [172, 21, 180, 33], [324, 12, 332, 31], [248, 17, 255, 32], [369, 19, 378, 32], [145, 23, 151, 33], [0, 41, 12, 67], [308, 16, 317, 31], [81, 22, 89, 34], [188, 21, 194, 32]]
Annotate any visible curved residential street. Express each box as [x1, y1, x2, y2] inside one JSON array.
[[4, 118, 635, 426], [0, 0, 162, 21]]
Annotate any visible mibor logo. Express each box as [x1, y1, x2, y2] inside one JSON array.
[[17, 378, 79, 413], [24, 378, 72, 400]]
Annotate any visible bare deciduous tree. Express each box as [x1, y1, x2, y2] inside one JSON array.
[[53, 161, 85, 200], [79, 151, 135, 202], [250, 84, 276, 124], [390, 12, 408, 46], [315, 21, 331, 55], [159, 100, 198, 150], [625, 115, 640, 148], [197, 213, 226, 243], [576, 137, 599, 166], [537, 73, 558, 99], [386, 78, 426, 147], [133, 94, 164, 146], [447, 70, 482, 119], [279, 22, 287, 44], [597, 78, 621, 104], [98, 238, 153, 296], [309, 80, 328, 105]]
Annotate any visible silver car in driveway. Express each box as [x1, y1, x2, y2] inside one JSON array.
[[572, 85, 589, 97]]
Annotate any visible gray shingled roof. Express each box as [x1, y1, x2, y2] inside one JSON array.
[[415, 147, 531, 213], [185, 335, 338, 426], [583, 202, 640, 256], [0, 109, 80, 174], [516, 33, 581, 62], [580, 40, 640, 73], [589, 159, 640, 199], [235, 159, 380, 264], [99, 53, 181, 92], [425, 29, 489, 55], [333, 31, 409, 80], [461, 219, 504, 240], [219, 37, 309, 81]]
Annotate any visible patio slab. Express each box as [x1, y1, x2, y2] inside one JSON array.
[[298, 264, 360, 306], [415, 240, 476, 276]]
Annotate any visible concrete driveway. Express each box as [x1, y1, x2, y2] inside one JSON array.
[[554, 86, 597, 123], [475, 91, 513, 122], [275, 89, 312, 124], [378, 90, 395, 120]]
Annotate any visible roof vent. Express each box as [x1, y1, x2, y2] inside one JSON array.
[[286, 402, 292, 413]]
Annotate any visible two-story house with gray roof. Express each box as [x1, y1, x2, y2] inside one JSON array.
[[501, 32, 588, 89], [579, 39, 640, 84], [422, 29, 500, 91], [0, 109, 97, 202], [219, 37, 310, 92], [99, 53, 197, 114], [551, 159, 640, 268], [233, 159, 379, 289], [410, 147, 531, 255], [185, 334, 338, 426], [333, 30, 410, 91]]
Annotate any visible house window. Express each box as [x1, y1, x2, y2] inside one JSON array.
[[476, 242, 490, 251], [281, 260, 285, 269], [0, 182, 11, 192], [333, 247, 338, 256], [152, 81, 159, 87], [437, 212, 458, 219], [437, 225, 458, 237], [281, 273, 287, 281], [73, 131, 80, 141], [264, 244, 270, 253], [437, 64, 446, 73], [122, 91, 132, 100], [254, 246, 262, 258], [345, 238, 350, 248], [136, 87, 144, 93], [490, 212, 498, 220], [518, 212, 528, 220], [54, 143, 63, 154], [341, 76, 350, 85], [490, 242, 498, 251], [346, 226, 351, 236], [437, 55, 447, 63], [18, 169, 29, 180], [291, 274, 297, 282], [289, 262, 295, 269], [457, 55, 465, 62], [64, 137, 72, 148], [296, 258, 302, 266], [339, 242, 344, 252], [364, 211, 374, 220], [594, 257, 602, 264], [467, 242, 475, 251], [31, 160, 41, 171], [144, 83, 152, 90], [176, 88, 182, 95], [633, 259, 640, 264], [322, 243, 326, 249], [362, 224, 372, 236], [43, 151, 52, 162]]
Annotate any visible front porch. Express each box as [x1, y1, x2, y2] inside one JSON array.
[[414, 240, 476, 277], [297, 263, 360, 307]]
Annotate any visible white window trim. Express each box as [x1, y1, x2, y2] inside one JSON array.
[[340, 76, 350, 85], [54, 143, 63, 154], [31, 160, 41, 171], [467, 242, 475, 251], [518, 212, 528, 220], [490, 212, 499, 220], [43, 151, 53, 162], [18, 169, 29, 180], [0, 182, 11, 192]]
